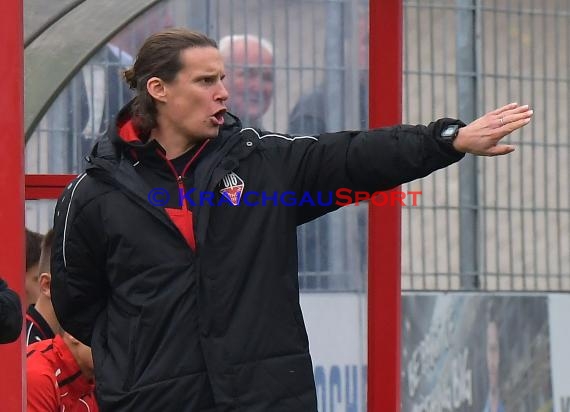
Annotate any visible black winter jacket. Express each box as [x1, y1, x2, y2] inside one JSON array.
[[51, 105, 465, 411]]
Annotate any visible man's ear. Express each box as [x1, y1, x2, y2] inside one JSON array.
[[147, 77, 167, 103], [38, 272, 51, 298]]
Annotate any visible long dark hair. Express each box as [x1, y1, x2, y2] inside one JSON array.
[[123, 28, 217, 137]]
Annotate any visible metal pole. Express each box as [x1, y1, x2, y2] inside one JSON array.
[[325, 0, 345, 279], [368, 0, 402, 410], [0, 0, 25, 410], [324, 0, 344, 132], [456, 0, 479, 289], [183, 0, 210, 34]]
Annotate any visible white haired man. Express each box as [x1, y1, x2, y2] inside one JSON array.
[[219, 34, 274, 128]]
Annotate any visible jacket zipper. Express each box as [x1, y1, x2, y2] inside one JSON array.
[[158, 140, 210, 212]]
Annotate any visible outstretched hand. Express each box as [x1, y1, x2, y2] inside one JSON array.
[[453, 103, 533, 156]]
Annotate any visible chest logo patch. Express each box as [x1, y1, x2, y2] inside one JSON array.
[[219, 172, 244, 206]]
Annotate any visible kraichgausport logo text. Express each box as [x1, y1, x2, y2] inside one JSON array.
[[147, 188, 422, 207]]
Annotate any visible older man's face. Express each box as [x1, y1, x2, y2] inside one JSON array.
[[226, 41, 274, 123]]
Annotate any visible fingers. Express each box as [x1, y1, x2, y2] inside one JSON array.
[[509, 109, 533, 125], [507, 116, 532, 132], [490, 102, 519, 115], [498, 110, 533, 132], [487, 144, 516, 156], [494, 106, 533, 131], [501, 104, 532, 121]]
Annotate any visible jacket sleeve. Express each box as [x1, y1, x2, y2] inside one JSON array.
[[50, 175, 108, 346], [0, 278, 23, 343], [262, 118, 466, 224]]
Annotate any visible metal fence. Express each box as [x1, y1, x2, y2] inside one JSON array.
[[401, 0, 570, 292], [24, 0, 570, 292]]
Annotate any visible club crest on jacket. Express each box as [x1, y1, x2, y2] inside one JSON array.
[[219, 172, 244, 206]]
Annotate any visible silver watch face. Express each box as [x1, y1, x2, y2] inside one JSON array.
[[441, 125, 458, 138]]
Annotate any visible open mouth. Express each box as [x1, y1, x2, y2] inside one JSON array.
[[212, 108, 227, 125]]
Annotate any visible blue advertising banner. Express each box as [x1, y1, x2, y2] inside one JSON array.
[[301, 292, 564, 412], [401, 294, 552, 412]]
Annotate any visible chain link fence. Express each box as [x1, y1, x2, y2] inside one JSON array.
[[401, 0, 570, 291]]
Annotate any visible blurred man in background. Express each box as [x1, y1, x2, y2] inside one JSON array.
[[288, 8, 369, 134], [26, 229, 60, 345], [220, 34, 274, 129], [25, 228, 43, 307]]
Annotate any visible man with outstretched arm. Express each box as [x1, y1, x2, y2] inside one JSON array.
[[51, 28, 533, 412]]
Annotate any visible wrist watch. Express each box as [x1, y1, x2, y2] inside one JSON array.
[[440, 124, 460, 145]]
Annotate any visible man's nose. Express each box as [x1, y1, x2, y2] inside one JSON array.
[[217, 82, 229, 101], [247, 79, 262, 92]]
